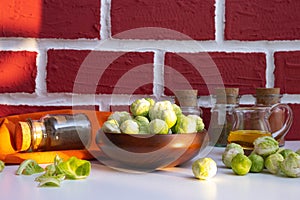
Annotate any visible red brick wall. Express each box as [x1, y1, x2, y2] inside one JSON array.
[[0, 0, 299, 140]]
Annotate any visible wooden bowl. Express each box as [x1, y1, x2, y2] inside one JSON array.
[[95, 130, 208, 171]]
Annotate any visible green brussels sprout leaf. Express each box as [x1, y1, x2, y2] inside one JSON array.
[[0, 160, 5, 172], [16, 159, 44, 175], [57, 156, 91, 180]]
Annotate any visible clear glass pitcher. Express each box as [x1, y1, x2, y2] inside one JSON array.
[[228, 103, 293, 150]]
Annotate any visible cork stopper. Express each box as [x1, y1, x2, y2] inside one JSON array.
[[14, 122, 32, 152], [255, 88, 281, 105], [174, 90, 198, 107], [215, 88, 239, 104]]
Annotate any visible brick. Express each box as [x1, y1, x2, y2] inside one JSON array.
[[0, 105, 99, 118], [111, 0, 215, 40], [46, 50, 154, 94], [0, 51, 37, 93], [225, 0, 300, 41], [274, 51, 300, 94], [164, 52, 266, 96], [0, 0, 100, 39]]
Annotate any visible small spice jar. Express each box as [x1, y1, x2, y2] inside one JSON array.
[[255, 88, 289, 146], [210, 88, 240, 147], [174, 90, 202, 117], [14, 113, 92, 152]]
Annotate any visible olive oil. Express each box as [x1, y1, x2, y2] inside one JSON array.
[[228, 130, 272, 150]]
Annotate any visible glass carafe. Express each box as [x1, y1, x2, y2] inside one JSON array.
[[228, 103, 293, 150], [255, 88, 290, 146]]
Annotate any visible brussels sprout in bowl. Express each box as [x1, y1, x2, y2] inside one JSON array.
[[95, 98, 208, 172], [95, 129, 208, 172]]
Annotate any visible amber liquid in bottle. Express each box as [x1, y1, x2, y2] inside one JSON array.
[[228, 130, 272, 150]]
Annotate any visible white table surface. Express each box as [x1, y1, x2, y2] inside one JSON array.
[[1, 141, 299, 200]]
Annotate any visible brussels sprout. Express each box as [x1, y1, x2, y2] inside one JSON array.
[[145, 97, 155, 107], [277, 148, 294, 159], [120, 119, 140, 134], [231, 153, 252, 175], [134, 116, 150, 134], [149, 119, 169, 134], [172, 114, 197, 134], [222, 143, 244, 168], [108, 111, 132, 125], [101, 119, 121, 133], [149, 100, 177, 129], [187, 115, 205, 132], [0, 160, 4, 172], [130, 98, 151, 117], [265, 153, 284, 174], [248, 153, 264, 173], [253, 136, 279, 157], [192, 157, 217, 180], [280, 152, 300, 178], [172, 104, 182, 116]]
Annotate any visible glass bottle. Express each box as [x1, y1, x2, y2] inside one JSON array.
[[210, 88, 240, 147], [174, 90, 202, 117], [14, 113, 92, 152], [254, 88, 292, 146]]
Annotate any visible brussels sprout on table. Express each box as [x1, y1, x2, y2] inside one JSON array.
[[253, 136, 279, 157], [280, 152, 300, 178], [248, 153, 264, 173], [277, 148, 294, 159], [265, 153, 284, 174], [222, 143, 244, 168], [231, 153, 252, 175], [192, 157, 217, 180]]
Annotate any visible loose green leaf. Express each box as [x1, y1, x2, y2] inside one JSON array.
[[0, 160, 5, 172], [16, 159, 44, 175], [35, 155, 66, 187], [37, 177, 62, 187], [57, 156, 91, 179]]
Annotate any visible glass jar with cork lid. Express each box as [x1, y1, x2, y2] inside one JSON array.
[[254, 88, 293, 146], [209, 88, 240, 147], [14, 113, 92, 152], [174, 90, 202, 117]]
